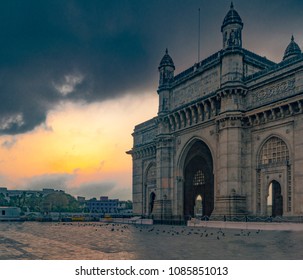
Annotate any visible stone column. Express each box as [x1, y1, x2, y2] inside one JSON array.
[[131, 155, 144, 216], [152, 134, 174, 220], [214, 116, 247, 217]]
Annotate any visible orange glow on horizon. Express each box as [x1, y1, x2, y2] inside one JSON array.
[[0, 92, 158, 196]]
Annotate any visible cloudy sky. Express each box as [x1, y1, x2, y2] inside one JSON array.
[[0, 0, 302, 200]]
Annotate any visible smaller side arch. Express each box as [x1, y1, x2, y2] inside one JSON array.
[[149, 192, 156, 214], [266, 180, 283, 217], [144, 162, 157, 216], [256, 135, 291, 216]]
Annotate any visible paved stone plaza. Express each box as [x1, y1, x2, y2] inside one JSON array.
[[0, 222, 303, 260]]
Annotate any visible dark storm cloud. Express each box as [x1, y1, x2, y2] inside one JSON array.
[[0, 0, 303, 135]]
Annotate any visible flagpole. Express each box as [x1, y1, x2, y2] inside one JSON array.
[[198, 8, 201, 63]]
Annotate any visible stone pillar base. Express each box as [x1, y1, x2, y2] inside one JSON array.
[[212, 195, 247, 217], [152, 199, 172, 220]]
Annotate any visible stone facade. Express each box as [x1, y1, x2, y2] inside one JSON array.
[[127, 4, 303, 220]]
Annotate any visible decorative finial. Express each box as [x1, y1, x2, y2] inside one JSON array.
[[291, 35, 294, 41], [165, 48, 168, 54], [230, 1, 234, 9]]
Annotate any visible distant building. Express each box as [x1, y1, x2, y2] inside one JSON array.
[[128, 3, 303, 220], [0, 188, 64, 200], [117, 200, 133, 215], [85, 196, 119, 214], [77, 196, 86, 202], [0, 207, 21, 221], [0, 187, 66, 209]]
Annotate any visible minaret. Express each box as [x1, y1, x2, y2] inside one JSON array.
[[221, 2, 243, 49], [158, 49, 175, 114]]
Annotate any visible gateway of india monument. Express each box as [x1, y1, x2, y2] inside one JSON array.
[[127, 3, 303, 221]]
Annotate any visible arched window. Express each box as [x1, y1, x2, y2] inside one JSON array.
[[193, 170, 205, 186], [259, 137, 289, 166], [146, 164, 156, 185]]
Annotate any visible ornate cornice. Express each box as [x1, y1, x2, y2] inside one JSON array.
[[243, 97, 303, 127], [127, 144, 157, 160]]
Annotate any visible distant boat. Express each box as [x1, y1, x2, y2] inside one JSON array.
[[71, 216, 85, 222]]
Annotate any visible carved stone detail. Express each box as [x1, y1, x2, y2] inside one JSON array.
[[248, 78, 295, 109]]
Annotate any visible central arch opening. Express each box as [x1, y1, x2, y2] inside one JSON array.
[[194, 195, 203, 217], [183, 141, 214, 219]]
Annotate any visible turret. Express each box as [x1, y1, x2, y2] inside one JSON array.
[[220, 3, 244, 85], [283, 35, 301, 61], [220, 3, 245, 110], [221, 2, 243, 49], [158, 49, 175, 114], [158, 48, 175, 88]]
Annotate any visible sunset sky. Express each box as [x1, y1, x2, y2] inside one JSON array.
[[0, 0, 303, 200]]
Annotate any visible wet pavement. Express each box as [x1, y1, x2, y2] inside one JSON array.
[[0, 221, 302, 260]]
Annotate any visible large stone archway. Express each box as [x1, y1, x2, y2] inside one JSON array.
[[183, 140, 214, 219]]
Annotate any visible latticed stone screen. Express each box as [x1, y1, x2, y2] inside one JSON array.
[[259, 137, 289, 165], [193, 170, 205, 186]]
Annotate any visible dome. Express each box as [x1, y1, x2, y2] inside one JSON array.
[[159, 48, 175, 69], [221, 2, 243, 32], [283, 35, 301, 61]]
